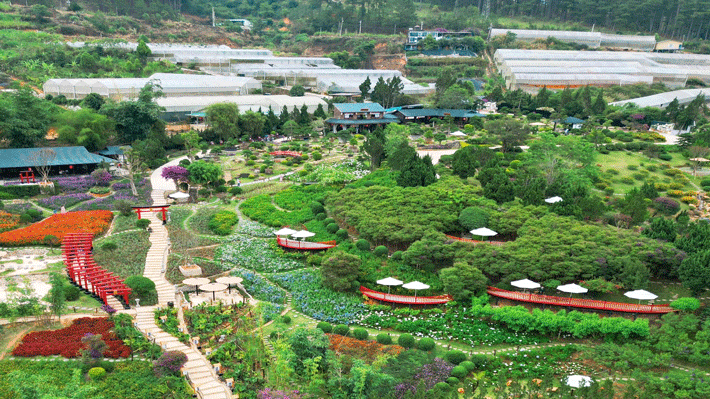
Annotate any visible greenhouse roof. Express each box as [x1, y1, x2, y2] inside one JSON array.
[[334, 103, 385, 113], [157, 95, 327, 114], [609, 88, 710, 109], [0, 147, 115, 169]]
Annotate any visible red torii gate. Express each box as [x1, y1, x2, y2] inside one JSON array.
[[62, 232, 131, 306], [19, 169, 36, 183], [132, 205, 171, 224]]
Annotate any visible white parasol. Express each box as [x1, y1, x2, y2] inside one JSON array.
[[199, 282, 228, 301], [168, 191, 190, 199], [274, 227, 297, 236], [402, 281, 430, 300], [470, 227, 498, 239], [544, 196, 563, 204], [183, 277, 210, 294], [449, 131, 467, 137], [565, 375, 593, 388], [216, 276, 243, 294], [291, 230, 316, 239], [511, 279, 541, 290], [556, 283, 588, 295], [377, 277, 403, 296], [624, 289, 658, 301]]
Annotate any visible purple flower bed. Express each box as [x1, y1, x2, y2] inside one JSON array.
[[395, 358, 453, 399], [257, 388, 303, 399], [37, 193, 93, 209], [54, 175, 96, 193], [111, 182, 130, 190], [73, 179, 153, 211], [3, 203, 34, 215]]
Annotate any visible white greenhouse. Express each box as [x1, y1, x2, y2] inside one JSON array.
[[489, 29, 656, 51], [610, 88, 710, 109], [156, 95, 328, 121]]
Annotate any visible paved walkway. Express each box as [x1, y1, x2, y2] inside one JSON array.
[[128, 164, 232, 399]]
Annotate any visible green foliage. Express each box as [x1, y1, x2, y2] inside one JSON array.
[[444, 350, 467, 365], [417, 337, 435, 351], [48, 272, 65, 320], [450, 365, 467, 379], [326, 222, 339, 234], [64, 284, 81, 301], [0, 184, 40, 198], [316, 322, 332, 333], [321, 251, 361, 292], [135, 219, 151, 229], [458, 207, 490, 231], [125, 275, 157, 306], [208, 210, 239, 235], [440, 262, 488, 302], [459, 360, 476, 372], [373, 245, 389, 257], [398, 333, 415, 349], [335, 229, 349, 241], [670, 297, 701, 312], [355, 239, 371, 251], [289, 85, 305, 96], [353, 328, 369, 340], [679, 249, 710, 296], [333, 324, 350, 336], [376, 333, 392, 345], [281, 315, 292, 324], [88, 367, 106, 381]]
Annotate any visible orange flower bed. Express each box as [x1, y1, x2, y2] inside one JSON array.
[[0, 210, 113, 246], [0, 211, 20, 233], [327, 333, 404, 363]]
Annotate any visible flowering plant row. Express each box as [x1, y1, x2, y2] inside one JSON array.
[[238, 219, 275, 238], [37, 193, 93, 209], [231, 268, 288, 304], [327, 333, 403, 363], [221, 235, 304, 273], [0, 211, 20, 233], [270, 269, 368, 324], [12, 317, 130, 358], [0, 210, 113, 246]]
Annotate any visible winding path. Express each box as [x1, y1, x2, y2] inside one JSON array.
[[129, 161, 232, 399]]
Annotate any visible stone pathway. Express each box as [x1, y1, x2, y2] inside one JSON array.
[[127, 166, 232, 399]]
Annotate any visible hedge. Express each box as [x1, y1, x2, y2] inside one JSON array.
[[0, 185, 40, 199]]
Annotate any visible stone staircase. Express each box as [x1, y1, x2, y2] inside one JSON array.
[[128, 187, 232, 399]]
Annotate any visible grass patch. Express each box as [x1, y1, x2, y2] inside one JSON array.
[[111, 213, 138, 233], [93, 230, 150, 278], [168, 225, 219, 253], [187, 207, 220, 235], [166, 207, 192, 229], [596, 151, 693, 195]]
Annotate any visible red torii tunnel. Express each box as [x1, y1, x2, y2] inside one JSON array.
[[132, 205, 171, 224], [62, 232, 131, 307]]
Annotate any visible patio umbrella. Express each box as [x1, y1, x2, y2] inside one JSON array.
[[565, 375, 593, 388], [199, 282, 228, 301], [449, 131, 467, 137], [402, 281, 430, 300], [544, 196, 563, 204], [510, 279, 541, 290], [377, 277, 403, 296], [274, 227, 297, 236], [557, 283, 588, 305], [183, 277, 210, 294], [291, 230, 316, 239], [624, 289, 658, 310], [168, 191, 190, 199], [216, 276, 243, 294], [470, 227, 497, 241]]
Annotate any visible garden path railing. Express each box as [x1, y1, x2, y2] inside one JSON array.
[[277, 237, 336, 250], [360, 286, 453, 305], [486, 287, 675, 314]]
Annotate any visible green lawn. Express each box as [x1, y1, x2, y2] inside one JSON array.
[[596, 151, 698, 196]]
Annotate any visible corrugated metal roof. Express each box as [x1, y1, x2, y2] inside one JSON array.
[[0, 147, 116, 169], [609, 88, 710, 108], [333, 103, 385, 113], [396, 109, 484, 118], [325, 118, 398, 125]]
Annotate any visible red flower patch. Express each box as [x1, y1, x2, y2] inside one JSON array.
[[12, 317, 130, 358], [0, 210, 112, 246]]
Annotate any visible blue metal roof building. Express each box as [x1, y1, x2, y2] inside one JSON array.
[[0, 146, 115, 178]]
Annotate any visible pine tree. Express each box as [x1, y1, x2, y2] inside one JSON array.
[[279, 106, 290, 126], [313, 104, 327, 119], [593, 89, 606, 115], [359, 76, 371, 100]]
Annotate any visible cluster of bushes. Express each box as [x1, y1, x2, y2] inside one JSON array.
[[0, 185, 40, 199], [208, 210, 239, 236]]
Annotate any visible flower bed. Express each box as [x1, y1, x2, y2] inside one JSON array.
[[36, 193, 93, 209], [327, 333, 403, 363], [0, 210, 113, 246], [11, 317, 130, 358], [221, 235, 304, 273], [238, 219, 274, 238], [231, 268, 288, 304], [0, 211, 20, 232], [270, 269, 367, 324], [54, 175, 95, 193], [73, 179, 152, 211], [287, 159, 369, 184]]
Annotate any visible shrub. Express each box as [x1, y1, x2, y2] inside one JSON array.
[[646, 165, 658, 172], [627, 165, 638, 171], [316, 322, 332, 333], [310, 201, 325, 215], [373, 245, 389, 257], [469, 354, 488, 368], [335, 229, 349, 241], [88, 367, 106, 381], [353, 328, 369, 340], [0, 185, 40, 198], [620, 177, 634, 185], [606, 168, 619, 175], [398, 333, 415, 349], [64, 284, 81, 301], [326, 223, 339, 234], [667, 190, 683, 197], [376, 333, 392, 345], [451, 365, 468, 379], [659, 153, 673, 161], [208, 210, 239, 235], [444, 350, 467, 365], [154, 351, 188, 377], [315, 213, 326, 221], [333, 324, 350, 336], [681, 196, 698, 205], [459, 360, 475, 372], [670, 297, 701, 312], [114, 200, 133, 217], [391, 251, 404, 261], [101, 241, 117, 251], [446, 377, 460, 385], [701, 178, 710, 187], [281, 315, 291, 324], [323, 218, 335, 225], [312, 152, 322, 161], [229, 186, 243, 195], [136, 219, 151, 229], [417, 337, 436, 351], [125, 276, 157, 305], [43, 234, 60, 246], [356, 239, 370, 251]]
